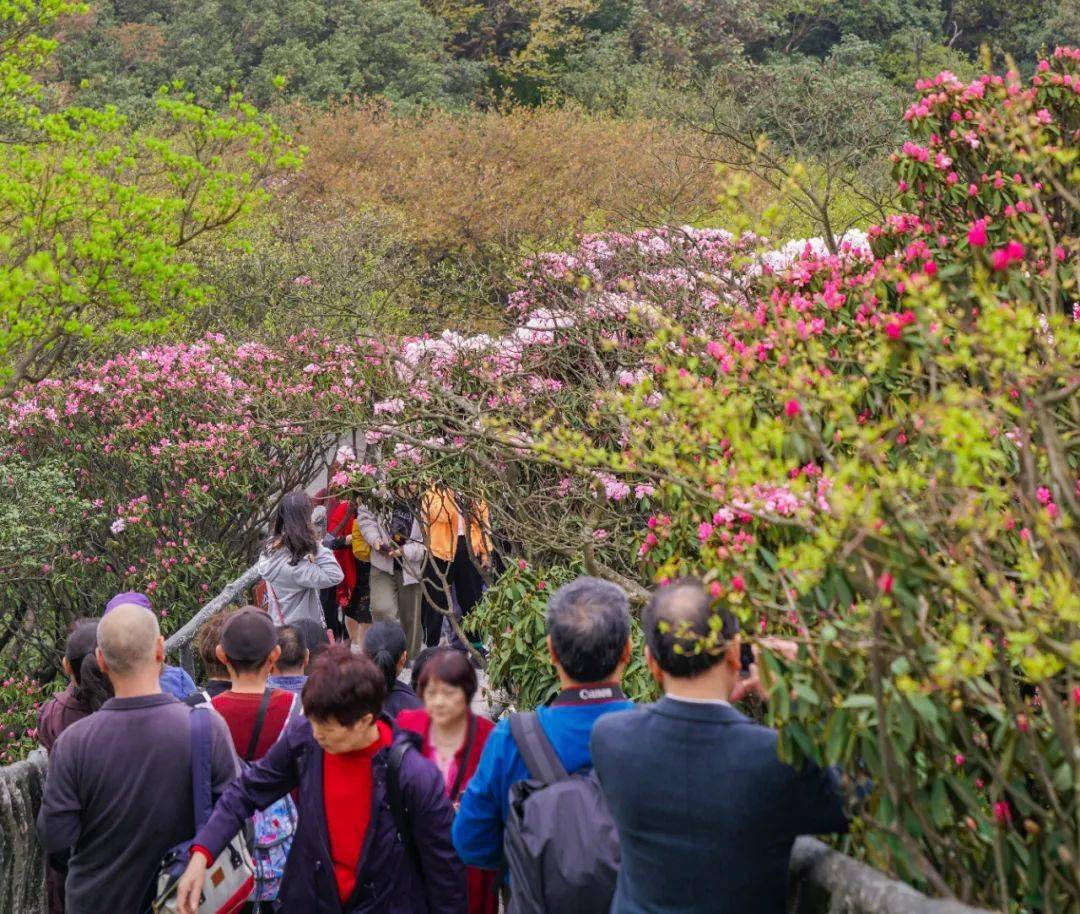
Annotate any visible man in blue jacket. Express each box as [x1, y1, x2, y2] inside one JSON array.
[[591, 578, 851, 914], [452, 576, 634, 869]]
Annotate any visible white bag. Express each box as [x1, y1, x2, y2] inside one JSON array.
[[151, 706, 255, 914]]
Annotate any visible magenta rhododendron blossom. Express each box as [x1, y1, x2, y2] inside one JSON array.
[[967, 219, 988, 247]]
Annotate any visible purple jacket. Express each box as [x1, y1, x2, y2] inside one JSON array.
[[195, 717, 466, 914]]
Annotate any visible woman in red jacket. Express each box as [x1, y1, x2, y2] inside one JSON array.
[[397, 649, 498, 914]]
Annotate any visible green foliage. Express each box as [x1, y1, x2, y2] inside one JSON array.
[[55, 0, 483, 112], [471, 560, 659, 710], [0, 454, 90, 588], [188, 204, 423, 339], [0, 673, 47, 765], [548, 54, 1078, 909], [37, 0, 1074, 120], [876, 29, 979, 90], [694, 41, 903, 248], [0, 0, 302, 396]]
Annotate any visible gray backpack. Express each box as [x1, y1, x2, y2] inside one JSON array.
[[504, 712, 620, 914]]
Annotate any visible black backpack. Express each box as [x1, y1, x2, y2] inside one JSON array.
[[388, 502, 414, 545], [503, 712, 621, 914]]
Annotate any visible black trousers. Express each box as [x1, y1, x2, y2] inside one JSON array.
[[421, 535, 485, 647]]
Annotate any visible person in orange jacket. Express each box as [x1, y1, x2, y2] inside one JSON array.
[[420, 488, 491, 649]]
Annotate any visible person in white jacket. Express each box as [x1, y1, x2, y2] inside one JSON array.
[[259, 490, 344, 627], [355, 496, 426, 658]]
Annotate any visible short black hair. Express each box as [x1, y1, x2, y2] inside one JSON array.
[[642, 578, 738, 679], [546, 577, 630, 684], [275, 625, 307, 672], [410, 647, 439, 693], [293, 619, 330, 672]]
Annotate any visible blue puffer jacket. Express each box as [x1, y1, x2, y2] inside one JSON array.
[[194, 717, 466, 914]]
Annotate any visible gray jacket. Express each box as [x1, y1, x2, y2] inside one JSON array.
[[258, 544, 344, 625], [355, 504, 426, 584]]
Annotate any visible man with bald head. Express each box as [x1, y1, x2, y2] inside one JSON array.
[[590, 578, 850, 914], [104, 591, 198, 699], [38, 603, 237, 914]]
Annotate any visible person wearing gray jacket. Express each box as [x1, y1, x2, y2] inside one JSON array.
[[259, 490, 344, 627], [355, 499, 426, 657]]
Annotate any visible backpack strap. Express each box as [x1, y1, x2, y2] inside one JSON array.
[[244, 687, 274, 763], [190, 706, 214, 830], [509, 711, 568, 786], [387, 740, 424, 880], [448, 713, 478, 804], [264, 583, 285, 624]]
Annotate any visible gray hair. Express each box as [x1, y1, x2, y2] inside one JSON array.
[[312, 504, 328, 540], [546, 576, 631, 684], [97, 604, 160, 676]]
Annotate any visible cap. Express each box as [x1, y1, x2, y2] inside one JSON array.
[[105, 591, 152, 614], [220, 608, 278, 664]]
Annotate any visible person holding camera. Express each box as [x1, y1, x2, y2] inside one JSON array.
[[356, 492, 426, 659]]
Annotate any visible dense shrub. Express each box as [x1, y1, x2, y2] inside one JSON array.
[[472, 561, 658, 710], [0, 0, 301, 398], [0, 335, 372, 669], [287, 103, 756, 264], [188, 204, 430, 339], [0, 675, 46, 765], [565, 51, 1079, 909]]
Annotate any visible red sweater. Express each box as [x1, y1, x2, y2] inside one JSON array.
[[323, 720, 393, 902]]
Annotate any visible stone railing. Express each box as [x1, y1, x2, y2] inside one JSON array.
[[0, 751, 47, 914], [0, 766, 993, 914], [164, 564, 261, 669], [788, 838, 988, 914]]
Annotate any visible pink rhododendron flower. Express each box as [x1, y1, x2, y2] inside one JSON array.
[[877, 572, 894, 594], [698, 522, 714, 542], [784, 399, 801, 417], [967, 219, 988, 247]]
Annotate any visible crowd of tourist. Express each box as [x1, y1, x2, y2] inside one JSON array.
[[32, 485, 854, 914], [257, 469, 492, 659]]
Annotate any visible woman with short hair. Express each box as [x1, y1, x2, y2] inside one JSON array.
[[174, 645, 465, 914], [398, 649, 498, 914]]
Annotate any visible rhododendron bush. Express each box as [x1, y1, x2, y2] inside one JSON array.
[[544, 52, 1078, 908], [327, 50, 1078, 909], [0, 334, 372, 664], [0, 42, 1074, 909]]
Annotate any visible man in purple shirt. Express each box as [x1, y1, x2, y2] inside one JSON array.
[[37, 603, 237, 914]]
